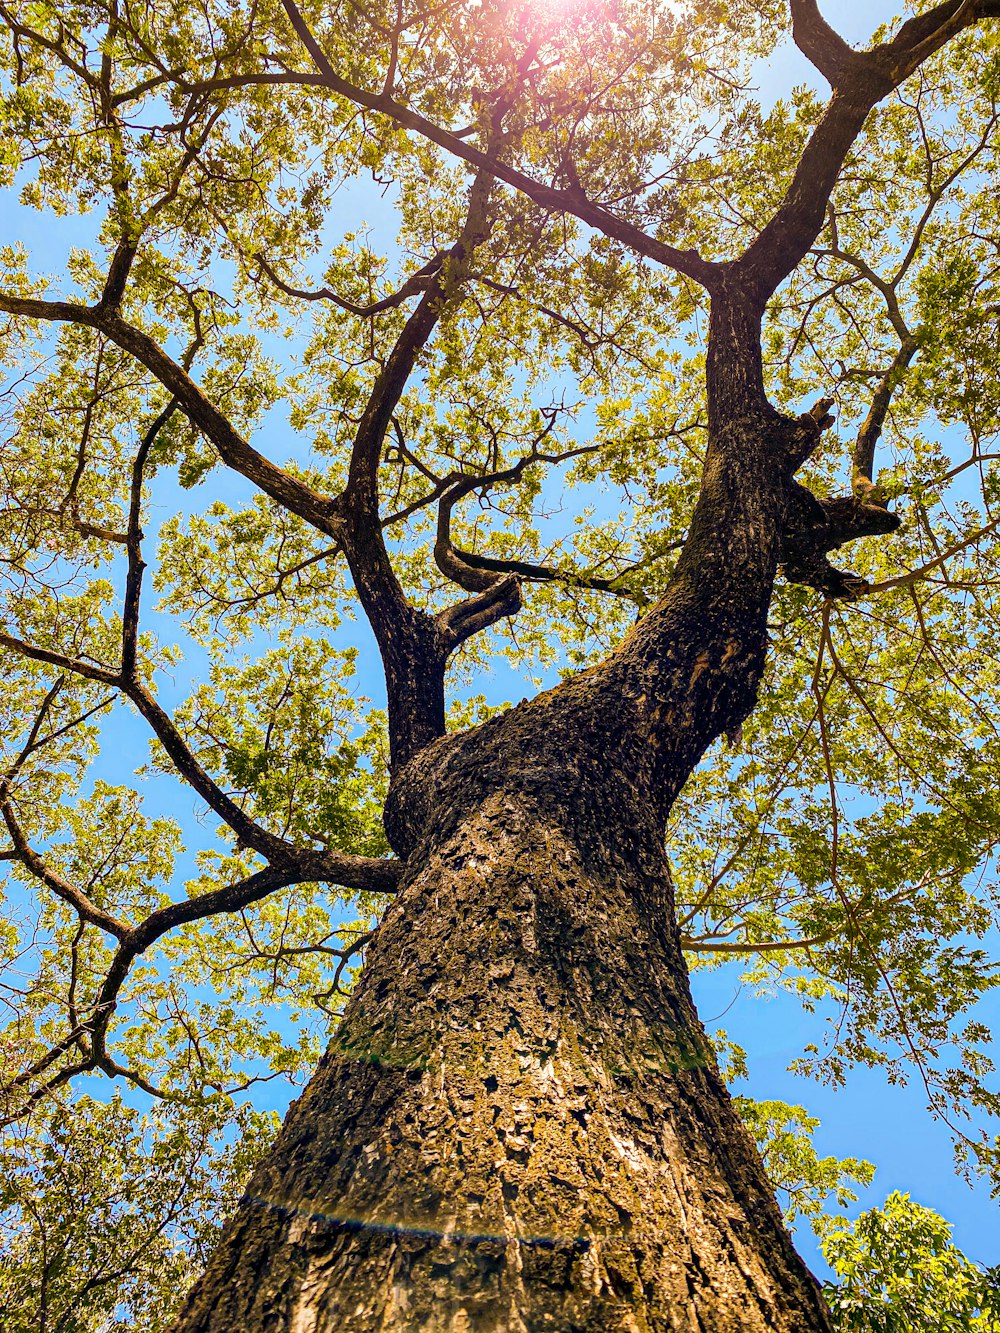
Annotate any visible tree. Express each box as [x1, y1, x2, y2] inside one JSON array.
[[822, 1193, 1000, 1331], [0, 1095, 275, 1333], [1, 0, 1000, 1326]]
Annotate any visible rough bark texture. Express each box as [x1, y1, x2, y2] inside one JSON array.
[[173, 776, 829, 1332]]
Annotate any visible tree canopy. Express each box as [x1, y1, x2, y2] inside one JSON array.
[[1, 0, 1000, 1325]]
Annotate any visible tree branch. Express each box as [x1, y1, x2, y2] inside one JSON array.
[[327, 116, 527, 765], [436, 575, 522, 650], [0, 630, 121, 687], [0, 292, 343, 539], [445, 546, 662, 607], [183, 66, 716, 286], [739, 0, 1000, 304], [0, 846, 400, 1124], [681, 930, 836, 953], [122, 400, 177, 679], [255, 247, 445, 316], [851, 339, 919, 494], [780, 486, 901, 599], [789, 0, 861, 87], [0, 788, 129, 940]]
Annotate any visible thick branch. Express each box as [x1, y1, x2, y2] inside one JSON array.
[[435, 575, 522, 650], [789, 0, 861, 87], [341, 163, 496, 519], [780, 487, 901, 598], [880, 0, 1000, 83], [0, 293, 342, 539], [739, 0, 1000, 304], [330, 133, 519, 766]]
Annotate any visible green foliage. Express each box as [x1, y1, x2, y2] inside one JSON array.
[[822, 1193, 1000, 1332], [0, 1094, 277, 1333], [737, 1097, 875, 1229]]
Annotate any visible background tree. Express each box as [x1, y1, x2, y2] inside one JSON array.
[[821, 1193, 1000, 1331], [1, 0, 1000, 1327]]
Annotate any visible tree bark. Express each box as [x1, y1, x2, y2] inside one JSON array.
[[172, 732, 830, 1330], [173, 315, 837, 1327]]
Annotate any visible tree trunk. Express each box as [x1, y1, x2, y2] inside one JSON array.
[[173, 697, 830, 1332], [174, 302, 836, 1330]]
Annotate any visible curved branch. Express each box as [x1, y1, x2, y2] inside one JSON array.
[[90, 856, 397, 1070], [789, 0, 860, 87], [0, 788, 129, 940], [433, 476, 512, 596], [255, 247, 445, 316], [0, 843, 400, 1124], [431, 429, 591, 587], [436, 575, 522, 650]]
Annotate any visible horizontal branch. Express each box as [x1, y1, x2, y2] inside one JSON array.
[[0, 630, 120, 687], [450, 546, 662, 605], [125, 856, 394, 958], [681, 930, 835, 953]]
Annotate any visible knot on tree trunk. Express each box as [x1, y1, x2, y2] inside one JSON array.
[[780, 482, 901, 599]]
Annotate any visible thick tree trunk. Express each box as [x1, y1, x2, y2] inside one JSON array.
[[174, 756, 829, 1330], [174, 299, 837, 1330], [174, 602, 831, 1328]]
